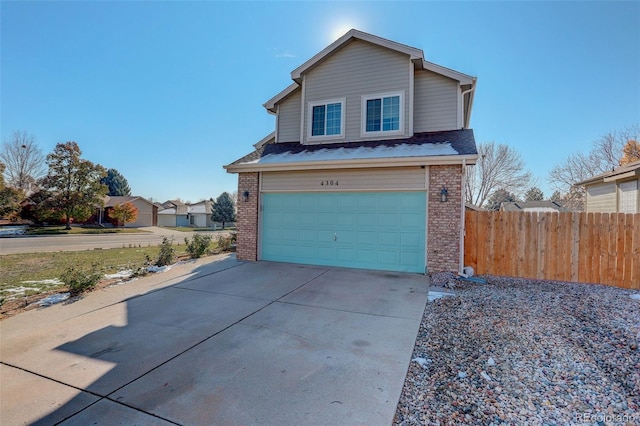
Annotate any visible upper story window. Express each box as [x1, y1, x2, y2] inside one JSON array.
[[362, 92, 403, 136], [308, 98, 345, 140]]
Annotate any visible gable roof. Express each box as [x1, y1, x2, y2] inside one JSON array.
[[291, 29, 424, 83], [500, 201, 565, 212], [225, 129, 477, 173], [575, 160, 640, 186], [103, 196, 153, 208], [264, 29, 476, 114]]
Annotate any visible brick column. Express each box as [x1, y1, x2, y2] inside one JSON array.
[[427, 165, 463, 272], [236, 172, 260, 261]]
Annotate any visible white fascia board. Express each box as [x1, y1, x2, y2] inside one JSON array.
[[291, 29, 424, 82], [225, 154, 478, 173], [263, 83, 300, 113], [422, 60, 475, 85], [253, 131, 276, 149], [603, 169, 640, 182]]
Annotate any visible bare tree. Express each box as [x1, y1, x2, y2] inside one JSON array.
[[465, 142, 533, 208], [0, 131, 46, 195], [548, 124, 640, 197]]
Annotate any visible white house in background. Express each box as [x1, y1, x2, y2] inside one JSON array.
[[157, 200, 223, 228], [186, 200, 214, 228], [500, 201, 565, 213], [576, 160, 640, 213]]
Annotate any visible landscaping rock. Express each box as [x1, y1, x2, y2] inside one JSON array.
[[395, 276, 640, 424]]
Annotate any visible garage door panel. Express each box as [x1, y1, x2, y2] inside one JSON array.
[[400, 232, 422, 248], [262, 192, 426, 273], [337, 195, 357, 209], [299, 229, 316, 241], [377, 250, 400, 264], [378, 231, 400, 246], [357, 194, 378, 209], [337, 213, 356, 226], [401, 251, 421, 266], [317, 213, 334, 226], [298, 196, 317, 209], [400, 212, 424, 228], [317, 196, 336, 209], [356, 231, 376, 245], [316, 246, 334, 261], [357, 213, 377, 227], [281, 229, 298, 241]]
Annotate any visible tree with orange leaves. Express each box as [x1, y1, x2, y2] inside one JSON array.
[[109, 202, 138, 227]]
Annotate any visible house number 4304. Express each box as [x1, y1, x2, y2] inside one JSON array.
[[320, 180, 338, 186]]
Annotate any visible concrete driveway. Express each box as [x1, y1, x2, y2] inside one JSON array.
[[0, 257, 429, 425]]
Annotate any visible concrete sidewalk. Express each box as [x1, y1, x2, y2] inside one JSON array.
[[0, 255, 429, 425]]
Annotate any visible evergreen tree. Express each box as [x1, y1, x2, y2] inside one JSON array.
[[211, 192, 236, 229], [485, 188, 517, 211], [101, 168, 131, 196], [524, 186, 544, 201]]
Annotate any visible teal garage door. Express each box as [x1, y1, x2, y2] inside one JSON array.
[[261, 192, 426, 273]]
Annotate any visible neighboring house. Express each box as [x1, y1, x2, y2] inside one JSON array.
[[465, 203, 486, 212], [500, 201, 565, 212], [159, 200, 189, 227], [224, 29, 478, 274], [187, 200, 214, 228], [158, 200, 224, 228], [99, 196, 158, 227], [575, 160, 640, 213]]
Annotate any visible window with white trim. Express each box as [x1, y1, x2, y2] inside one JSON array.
[[308, 99, 345, 140], [362, 92, 403, 136]]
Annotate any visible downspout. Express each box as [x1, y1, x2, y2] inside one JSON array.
[[459, 159, 467, 274], [460, 83, 476, 129]]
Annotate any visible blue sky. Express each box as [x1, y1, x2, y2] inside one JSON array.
[[2, 1, 638, 203]]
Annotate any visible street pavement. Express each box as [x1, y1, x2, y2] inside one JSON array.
[[0, 227, 226, 255]]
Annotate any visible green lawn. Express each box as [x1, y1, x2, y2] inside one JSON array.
[[0, 245, 195, 300], [27, 225, 149, 235]]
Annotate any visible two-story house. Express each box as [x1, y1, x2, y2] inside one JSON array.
[[225, 29, 478, 274]]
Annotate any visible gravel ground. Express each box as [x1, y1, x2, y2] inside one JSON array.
[[394, 275, 640, 425]]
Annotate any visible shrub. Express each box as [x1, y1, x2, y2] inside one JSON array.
[[185, 234, 212, 259], [61, 264, 103, 296], [217, 233, 237, 252], [156, 237, 175, 266]]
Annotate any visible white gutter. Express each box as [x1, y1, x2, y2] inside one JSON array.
[[225, 154, 479, 173], [460, 83, 476, 129]]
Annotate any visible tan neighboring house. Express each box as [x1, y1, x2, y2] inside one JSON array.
[[99, 196, 158, 227], [224, 29, 478, 274], [575, 160, 640, 213]]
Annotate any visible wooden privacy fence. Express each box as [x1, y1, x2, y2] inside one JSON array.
[[464, 211, 640, 290]]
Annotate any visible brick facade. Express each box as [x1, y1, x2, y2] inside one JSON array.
[[236, 166, 465, 272], [236, 172, 260, 261], [427, 165, 463, 273]]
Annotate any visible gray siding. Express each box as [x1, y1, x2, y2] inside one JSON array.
[[414, 70, 459, 132], [277, 89, 301, 143], [303, 40, 410, 144], [585, 182, 617, 213]]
